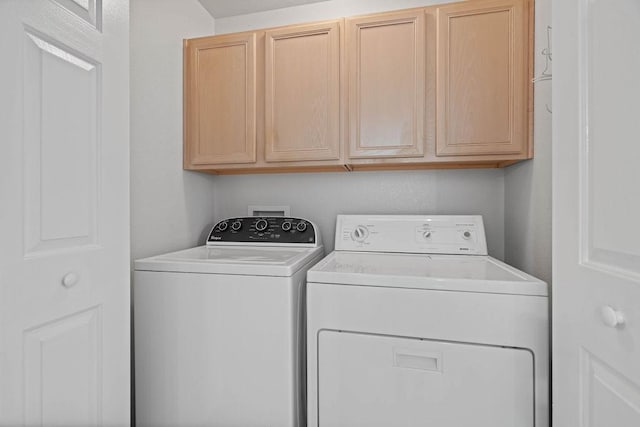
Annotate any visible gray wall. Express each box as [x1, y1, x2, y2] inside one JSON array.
[[214, 169, 506, 259], [130, 0, 217, 261], [504, 0, 552, 284]]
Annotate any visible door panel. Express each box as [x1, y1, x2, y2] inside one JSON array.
[[319, 331, 533, 427], [23, 30, 100, 255], [184, 33, 257, 165], [553, 0, 640, 425], [24, 307, 102, 427], [580, 350, 640, 427], [347, 10, 425, 159], [265, 21, 342, 162], [0, 0, 129, 425], [582, 0, 640, 277], [51, 0, 102, 29], [436, 0, 528, 156]]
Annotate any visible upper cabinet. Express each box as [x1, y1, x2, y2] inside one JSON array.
[[184, 33, 257, 168], [435, 0, 530, 158], [183, 0, 533, 174], [264, 21, 343, 164], [185, 21, 346, 173], [346, 9, 425, 160]]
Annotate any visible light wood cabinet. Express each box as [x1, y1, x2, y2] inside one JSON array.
[[346, 9, 425, 160], [184, 33, 257, 167], [183, 0, 533, 174], [184, 21, 345, 173], [265, 21, 343, 163], [435, 0, 531, 158]]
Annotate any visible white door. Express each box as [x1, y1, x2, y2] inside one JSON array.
[[553, 1, 640, 426], [0, 0, 130, 425]]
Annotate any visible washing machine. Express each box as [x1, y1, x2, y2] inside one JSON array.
[[306, 215, 548, 427], [134, 216, 323, 427]]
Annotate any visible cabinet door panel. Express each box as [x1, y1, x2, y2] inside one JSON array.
[[436, 0, 529, 156], [265, 21, 342, 163], [185, 33, 256, 165], [348, 10, 426, 159]]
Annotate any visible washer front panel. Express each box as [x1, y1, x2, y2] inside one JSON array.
[[319, 331, 534, 427], [306, 281, 549, 427]]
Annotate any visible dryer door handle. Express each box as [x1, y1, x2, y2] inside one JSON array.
[[393, 349, 442, 372]]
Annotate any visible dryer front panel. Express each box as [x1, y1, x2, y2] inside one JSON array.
[[317, 331, 534, 427]]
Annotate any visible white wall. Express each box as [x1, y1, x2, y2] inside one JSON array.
[[214, 169, 506, 258], [212, 0, 508, 259], [504, 0, 552, 284], [130, 0, 217, 260]]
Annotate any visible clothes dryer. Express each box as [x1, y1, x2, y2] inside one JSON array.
[[306, 215, 548, 427]]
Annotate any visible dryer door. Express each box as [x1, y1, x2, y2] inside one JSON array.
[[318, 331, 534, 427]]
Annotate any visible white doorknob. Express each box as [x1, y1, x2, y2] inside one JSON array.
[[601, 305, 625, 328], [62, 272, 79, 288]]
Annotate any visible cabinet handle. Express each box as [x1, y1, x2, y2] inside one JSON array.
[[62, 272, 79, 288], [601, 306, 625, 328]]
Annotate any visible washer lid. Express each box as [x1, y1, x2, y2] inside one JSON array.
[[307, 251, 547, 296], [135, 245, 324, 277]]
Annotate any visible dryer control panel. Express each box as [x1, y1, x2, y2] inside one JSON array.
[[207, 217, 320, 247], [335, 215, 487, 255]]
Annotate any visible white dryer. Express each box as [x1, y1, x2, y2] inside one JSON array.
[[306, 215, 548, 427], [134, 216, 323, 427]]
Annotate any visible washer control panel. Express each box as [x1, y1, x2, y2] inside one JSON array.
[[335, 215, 487, 255], [207, 217, 319, 246]]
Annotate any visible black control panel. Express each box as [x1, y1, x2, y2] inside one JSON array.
[[207, 217, 317, 245]]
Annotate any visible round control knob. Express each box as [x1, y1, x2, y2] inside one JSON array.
[[281, 221, 292, 232], [217, 221, 228, 232], [462, 231, 472, 239], [231, 221, 242, 231], [255, 219, 268, 232], [296, 221, 307, 232], [351, 225, 369, 242], [423, 231, 432, 239]]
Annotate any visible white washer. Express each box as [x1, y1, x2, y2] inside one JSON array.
[[307, 215, 548, 427], [134, 216, 323, 427]]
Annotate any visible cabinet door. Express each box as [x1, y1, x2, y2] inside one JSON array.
[[265, 21, 342, 163], [436, 0, 530, 157], [184, 33, 257, 166], [347, 10, 426, 159]]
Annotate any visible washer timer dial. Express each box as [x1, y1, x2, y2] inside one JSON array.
[[351, 225, 369, 242], [255, 219, 269, 232]]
